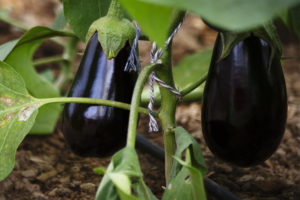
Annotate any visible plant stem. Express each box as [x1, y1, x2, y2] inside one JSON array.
[[180, 72, 207, 97], [157, 11, 186, 184], [39, 97, 153, 116], [107, 0, 123, 20], [54, 37, 79, 91], [126, 63, 160, 148], [33, 56, 67, 67], [157, 47, 177, 184]]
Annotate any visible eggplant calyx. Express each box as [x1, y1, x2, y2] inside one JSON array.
[[219, 22, 282, 67], [86, 16, 135, 59]]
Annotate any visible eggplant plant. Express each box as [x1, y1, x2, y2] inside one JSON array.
[[0, 0, 299, 199]]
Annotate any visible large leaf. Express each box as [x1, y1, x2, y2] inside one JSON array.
[[62, 0, 111, 41], [0, 62, 40, 181], [141, 49, 212, 105], [280, 4, 300, 39], [120, 0, 179, 47], [0, 26, 74, 134], [136, 0, 300, 31]]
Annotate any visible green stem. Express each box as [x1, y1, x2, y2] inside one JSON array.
[[39, 97, 152, 116], [157, 48, 177, 184], [126, 63, 160, 148], [55, 37, 79, 90], [156, 11, 186, 184], [33, 56, 67, 67], [107, 0, 123, 19], [180, 73, 207, 97]]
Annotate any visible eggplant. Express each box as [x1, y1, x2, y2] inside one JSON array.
[[63, 32, 137, 157], [201, 34, 287, 167]]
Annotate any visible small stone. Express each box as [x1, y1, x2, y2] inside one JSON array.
[[238, 175, 253, 182], [218, 163, 233, 173], [37, 170, 57, 181], [71, 166, 80, 173], [32, 192, 48, 200], [30, 157, 46, 164], [276, 148, 286, 157], [59, 176, 70, 184], [56, 187, 72, 197], [80, 183, 96, 193], [255, 176, 264, 182], [21, 169, 38, 178], [48, 188, 57, 197], [69, 180, 81, 189], [56, 164, 66, 173], [26, 184, 41, 193]]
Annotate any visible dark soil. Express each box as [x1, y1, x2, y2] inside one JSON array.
[[0, 1, 299, 200]]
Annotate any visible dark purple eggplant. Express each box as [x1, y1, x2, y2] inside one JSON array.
[[62, 32, 137, 157], [201, 34, 287, 167]]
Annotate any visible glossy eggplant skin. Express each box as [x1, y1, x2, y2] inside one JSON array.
[[63, 32, 137, 157], [201, 34, 287, 167]]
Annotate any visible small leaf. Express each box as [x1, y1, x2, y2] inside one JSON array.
[[162, 168, 192, 200], [0, 62, 40, 181], [171, 149, 206, 200], [62, 0, 112, 41], [168, 127, 207, 181], [93, 167, 106, 175], [95, 147, 153, 200]]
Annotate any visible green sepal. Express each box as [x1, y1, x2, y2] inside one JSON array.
[[219, 21, 282, 67], [86, 16, 135, 59], [219, 31, 250, 61], [252, 22, 282, 66]]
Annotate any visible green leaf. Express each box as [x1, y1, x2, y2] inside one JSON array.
[[141, 49, 212, 105], [39, 69, 55, 83], [62, 0, 112, 41], [0, 26, 74, 134], [171, 150, 206, 200], [0, 62, 41, 181], [50, 9, 68, 30], [162, 168, 192, 200], [136, 0, 300, 31], [168, 127, 207, 181], [173, 49, 211, 101], [280, 4, 300, 39], [119, 0, 179, 47], [162, 150, 207, 200], [289, 5, 300, 37], [95, 147, 155, 200]]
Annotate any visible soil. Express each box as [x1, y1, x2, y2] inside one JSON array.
[[0, 1, 299, 200]]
